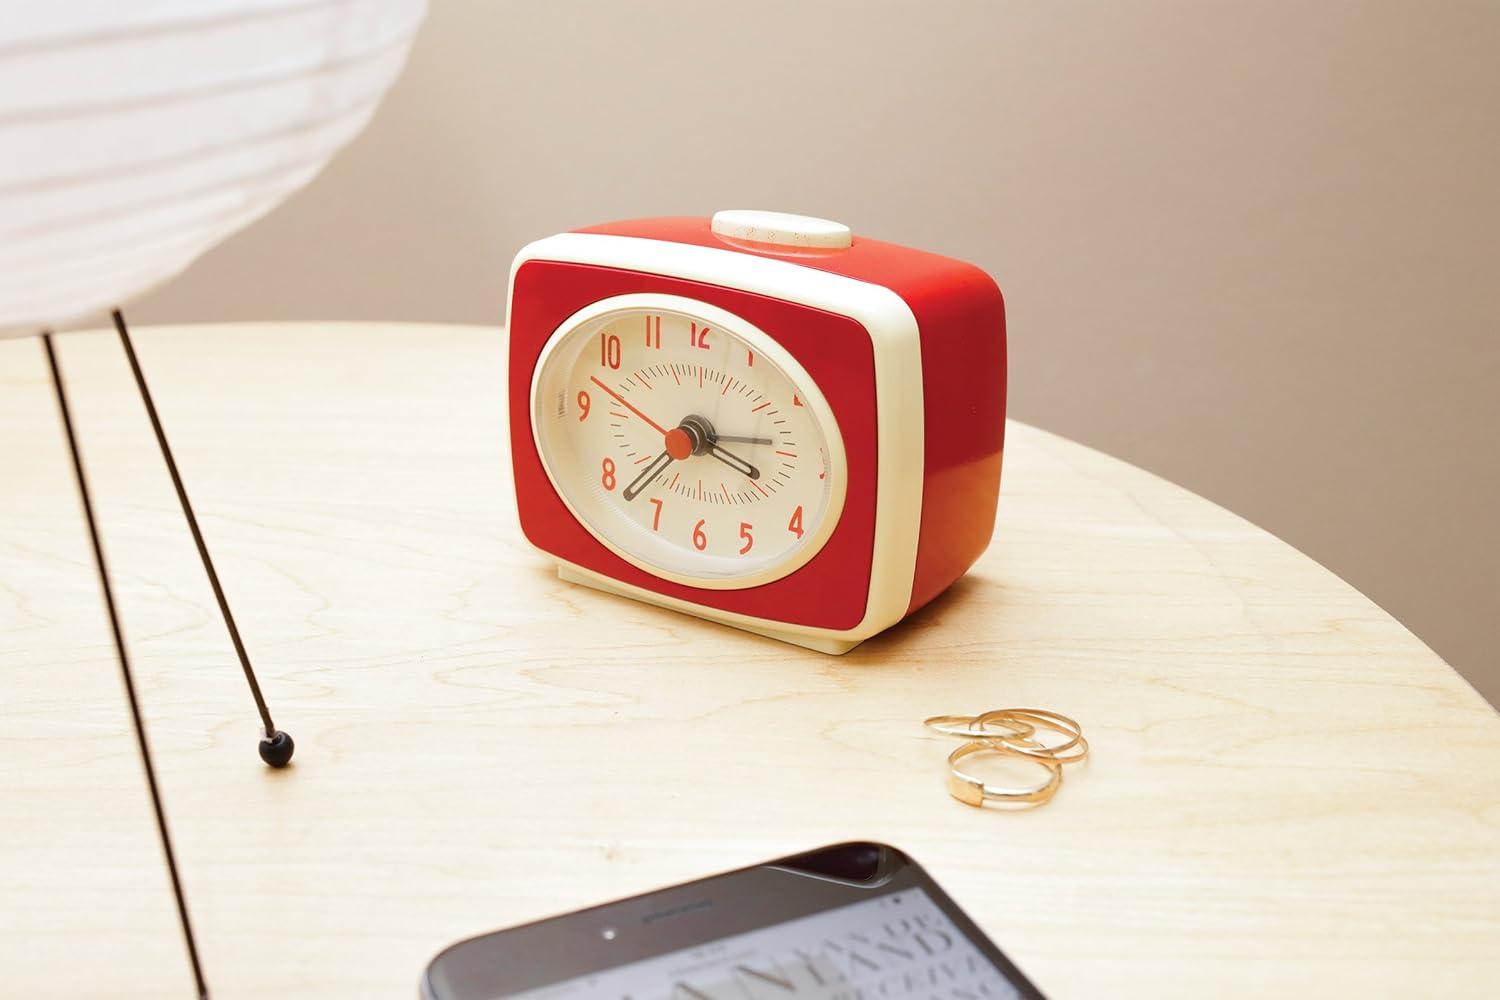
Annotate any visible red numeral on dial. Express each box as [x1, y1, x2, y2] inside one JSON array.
[[644, 315, 661, 349], [600, 333, 622, 369], [576, 390, 590, 421], [601, 457, 617, 491], [690, 323, 711, 350], [692, 519, 708, 550], [738, 522, 754, 554], [649, 497, 664, 531], [788, 505, 804, 539]]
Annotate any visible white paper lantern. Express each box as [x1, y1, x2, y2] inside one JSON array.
[[0, 0, 427, 338]]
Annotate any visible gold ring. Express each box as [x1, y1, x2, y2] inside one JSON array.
[[946, 740, 1063, 807], [923, 713, 1036, 740], [977, 709, 1088, 764]]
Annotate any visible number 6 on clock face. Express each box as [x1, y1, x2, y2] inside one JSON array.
[[530, 293, 848, 589]]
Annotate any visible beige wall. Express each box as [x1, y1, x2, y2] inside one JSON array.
[[133, 2, 1500, 705]]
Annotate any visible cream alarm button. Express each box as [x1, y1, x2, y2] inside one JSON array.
[[710, 210, 853, 250]]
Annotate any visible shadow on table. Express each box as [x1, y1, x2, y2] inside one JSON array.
[[840, 572, 1007, 666], [517, 557, 1008, 666]]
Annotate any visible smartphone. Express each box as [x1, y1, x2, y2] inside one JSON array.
[[422, 841, 1044, 999]]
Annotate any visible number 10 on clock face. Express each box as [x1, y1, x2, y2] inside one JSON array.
[[530, 294, 847, 589]]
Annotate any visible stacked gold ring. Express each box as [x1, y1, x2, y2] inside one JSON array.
[[923, 713, 1036, 740], [946, 741, 1062, 806], [924, 709, 1089, 808]]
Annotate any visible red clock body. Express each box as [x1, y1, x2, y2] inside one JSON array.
[[508, 213, 1005, 651]]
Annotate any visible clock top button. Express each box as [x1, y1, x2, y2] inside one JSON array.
[[710, 210, 853, 250]]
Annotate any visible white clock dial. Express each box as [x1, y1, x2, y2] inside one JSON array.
[[530, 293, 847, 588]]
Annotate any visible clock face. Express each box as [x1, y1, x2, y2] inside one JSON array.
[[530, 293, 847, 588]]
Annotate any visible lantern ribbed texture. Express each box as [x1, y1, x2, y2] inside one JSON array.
[[0, 0, 426, 337]]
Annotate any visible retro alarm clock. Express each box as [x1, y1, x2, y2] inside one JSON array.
[[506, 210, 1005, 653]]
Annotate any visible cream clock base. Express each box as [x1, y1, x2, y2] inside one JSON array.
[[555, 564, 864, 655]]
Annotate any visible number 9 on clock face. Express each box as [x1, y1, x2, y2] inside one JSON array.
[[530, 293, 847, 588]]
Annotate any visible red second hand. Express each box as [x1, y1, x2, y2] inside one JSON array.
[[589, 375, 668, 436]]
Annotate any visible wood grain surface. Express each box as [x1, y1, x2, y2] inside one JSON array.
[[3, 323, 1496, 999]]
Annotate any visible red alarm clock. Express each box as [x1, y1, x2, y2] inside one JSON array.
[[506, 211, 1005, 653]]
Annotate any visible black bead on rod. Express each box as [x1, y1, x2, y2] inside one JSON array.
[[42, 332, 211, 1000], [111, 310, 294, 768]]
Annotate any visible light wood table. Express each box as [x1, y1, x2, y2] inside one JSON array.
[[3, 323, 1497, 999]]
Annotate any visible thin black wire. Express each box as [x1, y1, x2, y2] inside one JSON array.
[[41, 332, 211, 1000], [112, 309, 277, 738]]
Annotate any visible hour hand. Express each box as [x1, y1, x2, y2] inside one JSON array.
[[623, 450, 673, 501], [713, 433, 774, 446], [709, 444, 759, 480]]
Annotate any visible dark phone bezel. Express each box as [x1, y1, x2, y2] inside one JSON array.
[[421, 841, 1043, 999]]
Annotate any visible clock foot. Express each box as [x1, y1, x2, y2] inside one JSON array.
[[555, 563, 866, 655], [756, 630, 863, 655]]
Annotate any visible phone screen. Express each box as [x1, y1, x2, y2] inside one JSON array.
[[511, 888, 1018, 999], [424, 843, 1041, 999]]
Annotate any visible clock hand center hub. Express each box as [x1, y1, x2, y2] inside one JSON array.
[[671, 414, 718, 459], [664, 427, 695, 461]]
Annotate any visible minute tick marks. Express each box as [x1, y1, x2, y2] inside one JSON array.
[[533, 301, 843, 583]]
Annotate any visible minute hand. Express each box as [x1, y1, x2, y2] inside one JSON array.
[[709, 443, 759, 480], [712, 434, 773, 445]]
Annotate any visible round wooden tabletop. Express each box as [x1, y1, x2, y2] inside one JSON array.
[[4, 323, 1497, 999]]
